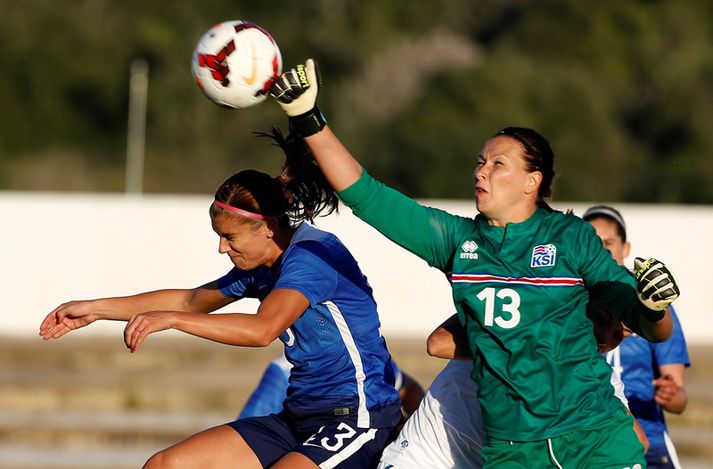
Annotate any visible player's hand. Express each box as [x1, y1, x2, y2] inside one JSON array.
[[652, 374, 681, 406], [124, 311, 175, 352], [39, 300, 101, 340], [632, 417, 650, 454], [270, 58, 320, 117], [633, 257, 679, 311]]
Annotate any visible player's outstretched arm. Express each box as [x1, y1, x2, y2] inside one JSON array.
[[632, 257, 677, 342], [39, 283, 232, 341], [271, 59, 362, 192], [124, 288, 309, 352]]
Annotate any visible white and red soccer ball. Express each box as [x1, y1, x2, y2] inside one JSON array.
[[191, 20, 282, 109]]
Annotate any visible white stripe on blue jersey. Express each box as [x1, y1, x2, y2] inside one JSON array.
[[326, 300, 369, 428]]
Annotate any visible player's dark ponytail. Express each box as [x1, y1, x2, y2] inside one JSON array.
[[260, 127, 338, 222], [211, 127, 337, 228]]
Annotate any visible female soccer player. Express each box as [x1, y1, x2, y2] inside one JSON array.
[[270, 60, 681, 468], [39, 129, 402, 469]]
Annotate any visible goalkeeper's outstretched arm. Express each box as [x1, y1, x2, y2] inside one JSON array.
[[270, 59, 363, 192]]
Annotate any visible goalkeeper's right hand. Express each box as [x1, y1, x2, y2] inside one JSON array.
[[270, 58, 326, 137]]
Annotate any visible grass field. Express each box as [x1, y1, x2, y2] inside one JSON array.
[[1, 335, 711, 468]]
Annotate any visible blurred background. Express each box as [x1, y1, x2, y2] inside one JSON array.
[[2, 0, 713, 200], [1, 0, 712, 467]]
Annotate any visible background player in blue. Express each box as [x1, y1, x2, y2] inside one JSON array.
[[239, 354, 424, 420], [584, 205, 690, 469], [240, 354, 295, 419], [39, 129, 403, 469]]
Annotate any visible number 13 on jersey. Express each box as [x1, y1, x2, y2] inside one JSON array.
[[477, 287, 521, 329]]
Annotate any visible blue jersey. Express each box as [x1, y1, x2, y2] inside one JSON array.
[[606, 306, 689, 463], [240, 354, 404, 419], [218, 223, 401, 429]]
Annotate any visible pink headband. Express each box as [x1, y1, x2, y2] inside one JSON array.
[[213, 200, 272, 220]]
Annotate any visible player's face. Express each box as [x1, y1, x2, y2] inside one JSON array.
[[588, 218, 630, 266], [211, 213, 274, 271], [474, 136, 539, 223]]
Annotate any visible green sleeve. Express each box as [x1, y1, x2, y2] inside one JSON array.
[[576, 220, 649, 330], [337, 170, 471, 271]]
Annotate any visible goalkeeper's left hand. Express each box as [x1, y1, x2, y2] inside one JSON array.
[[634, 257, 680, 312]]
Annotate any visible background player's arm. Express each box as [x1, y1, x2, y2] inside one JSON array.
[[427, 314, 472, 360], [398, 372, 426, 418], [653, 363, 688, 414]]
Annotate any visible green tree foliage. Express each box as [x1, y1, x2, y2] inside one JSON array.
[[0, 0, 711, 202]]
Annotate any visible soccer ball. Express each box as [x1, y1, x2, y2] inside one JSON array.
[[191, 20, 282, 109]]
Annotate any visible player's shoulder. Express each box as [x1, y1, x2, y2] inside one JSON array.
[[285, 224, 344, 261], [290, 223, 345, 252], [219, 265, 273, 291], [550, 210, 602, 243], [292, 222, 335, 243], [543, 208, 586, 227], [524, 208, 593, 243]]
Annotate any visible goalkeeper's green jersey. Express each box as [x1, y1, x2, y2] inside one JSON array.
[[338, 170, 649, 441]]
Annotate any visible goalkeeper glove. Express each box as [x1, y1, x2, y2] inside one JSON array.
[[270, 58, 326, 137], [634, 257, 680, 321]]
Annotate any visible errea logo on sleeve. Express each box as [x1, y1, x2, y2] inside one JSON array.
[[460, 240, 479, 260], [531, 244, 557, 267]]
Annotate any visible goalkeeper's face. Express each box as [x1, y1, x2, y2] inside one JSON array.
[[474, 136, 542, 224], [589, 217, 631, 266]]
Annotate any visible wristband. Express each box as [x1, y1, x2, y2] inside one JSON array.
[[642, 307, 666, 323], [288, 106, 327, 138]]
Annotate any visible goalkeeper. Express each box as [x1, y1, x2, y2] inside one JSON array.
[[270, 59, 680, 468]]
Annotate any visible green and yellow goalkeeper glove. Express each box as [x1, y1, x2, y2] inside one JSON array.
[[270, 58, 326, 137], [634, 257, 680, 320]]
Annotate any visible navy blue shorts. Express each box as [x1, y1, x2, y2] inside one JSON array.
[[228, 412, 398, 468]]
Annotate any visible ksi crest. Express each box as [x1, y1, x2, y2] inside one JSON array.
[[531, 244, 557, 268]]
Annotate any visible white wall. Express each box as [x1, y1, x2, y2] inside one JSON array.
[[2, 192, 711, 343]]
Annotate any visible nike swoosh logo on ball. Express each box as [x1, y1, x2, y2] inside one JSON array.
[[242, 41, 258, 85]]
